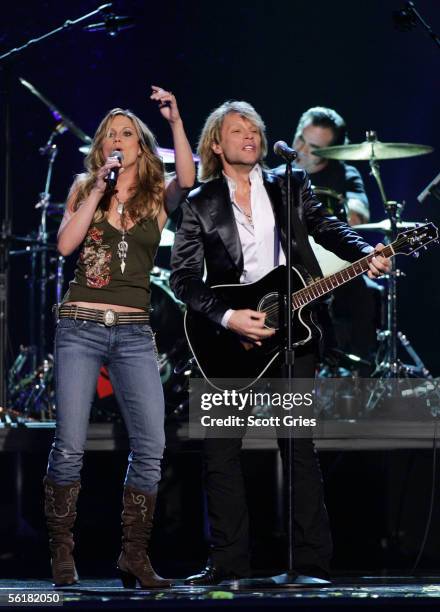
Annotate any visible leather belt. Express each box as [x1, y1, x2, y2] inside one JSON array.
[[57, 304, 149, 327]]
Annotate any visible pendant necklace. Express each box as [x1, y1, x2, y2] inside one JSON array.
[[237, 186, 253, 227], [239, 203, 253, 227], [115, 196, 128, 274], [243, 210, 253, 227]]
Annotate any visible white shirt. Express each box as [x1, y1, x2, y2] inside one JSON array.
[[221, 165, 285, 327]]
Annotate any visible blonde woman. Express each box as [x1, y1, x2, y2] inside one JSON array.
[[43, 86, 195, 588]]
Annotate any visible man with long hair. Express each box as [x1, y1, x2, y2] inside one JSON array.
[[170, 101, 390, 584]]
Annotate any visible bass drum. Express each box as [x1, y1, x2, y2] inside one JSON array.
[[93, 267, 191, 422]]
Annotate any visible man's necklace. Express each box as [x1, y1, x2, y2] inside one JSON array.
[[115, 196, 128, 274], [236, 190, 253, 227], [243, 209, 253, 226]]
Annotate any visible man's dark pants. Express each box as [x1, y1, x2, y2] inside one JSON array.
[[202, 347, 333, 577]]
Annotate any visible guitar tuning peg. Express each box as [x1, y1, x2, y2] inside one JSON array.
[[413, 251, 420, 258], [423, 246, 427, 250]]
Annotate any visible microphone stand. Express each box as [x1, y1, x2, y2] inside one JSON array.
[[0, 3, 112, 408], [269, 159, 298, 585], [270, 161, 327, 587], [237, 155, 328, 589], [393, 1, 440, 50]]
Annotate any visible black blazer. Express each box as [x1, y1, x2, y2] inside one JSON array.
[[170, 168, 373, 325]]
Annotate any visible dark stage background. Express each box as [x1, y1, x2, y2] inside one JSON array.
[[1, 0, 440, 577], [2, 0, 439, 372]]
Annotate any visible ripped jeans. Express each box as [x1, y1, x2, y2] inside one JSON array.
[[46, 318, 165, 493]]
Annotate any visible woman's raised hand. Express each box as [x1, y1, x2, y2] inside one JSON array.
[[150, 85, 181, 125]]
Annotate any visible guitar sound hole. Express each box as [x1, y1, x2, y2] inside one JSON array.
[[258, 292, 280, 330]]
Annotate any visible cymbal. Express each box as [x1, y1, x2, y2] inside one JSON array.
[[79, 144, 200, 163], [327, 348, 371, 368], [34, 202, 65, 216], [11, 235, 44, 244], [157, 147, 200, 163], [10, 246, 58, 257], [313, 141, 433, 161], [46, 203, 65, 217], [353, 219, 418, 233], [10, 234, 58, 247], [20, 77, 92, 145]]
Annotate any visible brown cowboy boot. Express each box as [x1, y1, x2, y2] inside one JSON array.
[[43, 476, 80, 586], [117, 485, 172, 588]]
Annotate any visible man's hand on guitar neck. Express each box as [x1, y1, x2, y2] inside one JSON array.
[[226, 309, 275, 346], [367, 243, 392, 279]]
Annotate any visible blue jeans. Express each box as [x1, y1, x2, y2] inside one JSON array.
[[46, 318, 165, 493]]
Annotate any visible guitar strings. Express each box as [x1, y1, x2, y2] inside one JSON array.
[[260, 251, 378, 320], [258, 231, 430, 321]]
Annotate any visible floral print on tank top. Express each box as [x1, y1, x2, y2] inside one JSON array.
[[80, 227, 111, 288]]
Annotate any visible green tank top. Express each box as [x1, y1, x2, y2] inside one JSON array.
[[63, 217, 160, 311]]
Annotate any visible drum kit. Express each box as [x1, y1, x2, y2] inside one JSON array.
[[313, 131, 438, 412], [6, 75, 438, 422]]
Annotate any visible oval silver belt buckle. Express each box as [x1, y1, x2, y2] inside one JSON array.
[[103, 309, 117, 327]]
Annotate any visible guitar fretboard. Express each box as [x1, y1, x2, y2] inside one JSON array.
[[292, 243, 395, 309]]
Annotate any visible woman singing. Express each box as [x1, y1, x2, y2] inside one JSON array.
[[43, 86, 195, 588]]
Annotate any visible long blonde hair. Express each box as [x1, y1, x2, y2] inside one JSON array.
[[197, 101, 268, 183], [70, 108, 165, 223]]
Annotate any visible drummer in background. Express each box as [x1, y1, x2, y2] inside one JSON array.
[[274, 106, 382, 371], [290, 106, 370, 225]]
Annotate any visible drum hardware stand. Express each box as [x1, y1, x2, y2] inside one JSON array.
[[7, 131, 64, 418], [417, 171, 440, 204], [365, 131, 433, 412], [0, 3, 114, 415], [393, 1, 440, 51], [367, 132, 410, 377], [0, 61, 13, 410], [397, 332, 431, 377], [35, 139, 59, 363], [311, 131, 436, 412]]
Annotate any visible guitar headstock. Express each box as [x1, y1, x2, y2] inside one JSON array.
[[393, 222, 439, 256]]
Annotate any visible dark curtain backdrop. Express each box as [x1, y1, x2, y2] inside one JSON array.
[[2, 0, 439, 374]]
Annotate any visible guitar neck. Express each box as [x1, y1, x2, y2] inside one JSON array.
[[293, 243, 395, 308]]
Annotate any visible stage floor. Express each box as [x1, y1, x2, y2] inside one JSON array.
[[1, 577, 440, 611]]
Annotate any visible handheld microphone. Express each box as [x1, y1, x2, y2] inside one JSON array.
[[105, 150, 124, 190], [273, 141, 298, 162]]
